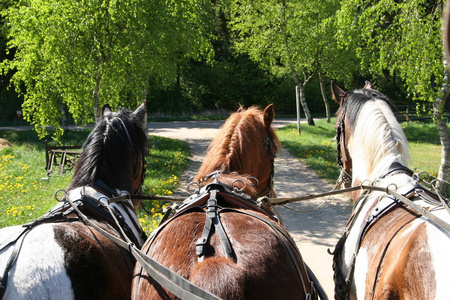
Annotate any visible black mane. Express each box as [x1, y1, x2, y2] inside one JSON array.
[[343, 88, 394, 129], [68, 108, 148, 194]]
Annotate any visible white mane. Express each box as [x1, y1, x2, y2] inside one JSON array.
[[347, 99, 410, 181]]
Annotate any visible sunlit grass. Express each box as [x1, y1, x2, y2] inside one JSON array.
[[0, 130, 189, 235], [277, 120, 340, 183], [0, 144, 72, 227], [276, 119, 445, 184], [138, 136, 190, 234]]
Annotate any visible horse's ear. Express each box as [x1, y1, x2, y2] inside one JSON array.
[[102, 104, 112, 117], [237, 105, 244, 113], [364, 81, 374, 90], [263, 104, 275, 128], [331, 81, 346, 104], [133, 101, 146, 125]]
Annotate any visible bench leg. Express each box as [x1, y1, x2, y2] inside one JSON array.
[[59, 152, 67, 175]]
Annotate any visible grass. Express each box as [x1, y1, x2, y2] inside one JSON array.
[[0, 130, 189, 234], [138, 136, 190, 233], [1, 119, 444, 231], [276, 119, 444, 184]]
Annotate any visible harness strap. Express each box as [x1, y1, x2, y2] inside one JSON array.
[[63, 193, 222, 300], [0, 212, 76, 300], [196, 190, 235, 262], [331, 178, 450, 300], [0, 228, 30, 299]]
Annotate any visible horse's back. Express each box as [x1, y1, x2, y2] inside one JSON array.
[[0, 221, 134, 300], [0, 224, 74, 300], [425, 209, 450, 300], [134, 211, 306, 300], [357, 204, 450, 300]]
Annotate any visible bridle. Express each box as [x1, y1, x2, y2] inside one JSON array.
[[256, 136, 277, 198], [335, 109, 352, 188]]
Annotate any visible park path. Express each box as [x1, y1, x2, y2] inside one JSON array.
[[147, 119, 352, 299]]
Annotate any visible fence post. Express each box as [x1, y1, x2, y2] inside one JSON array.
[[296, 85, 301, 134]]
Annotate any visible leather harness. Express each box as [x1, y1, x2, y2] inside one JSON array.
[[0, 180, 146, 299], [134, 181, 319, 300], [329, 164, 445, 300]]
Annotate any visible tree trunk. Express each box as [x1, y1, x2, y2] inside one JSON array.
[[280, 0, 314, 126], [319, 72, 331, 123], [298, 83, 315, 126], [434, 64, 450, 197], [290, 68, 315, 126]]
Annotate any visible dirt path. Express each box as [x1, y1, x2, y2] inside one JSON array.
[[148, 119, 352, 299]]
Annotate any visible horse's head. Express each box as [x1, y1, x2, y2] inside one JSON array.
[[332, 81, 374, 188], [332, 81, 353, 189], [69, 102, 148, 205], [194, 104, 280, 199], [332, 81, 410, 192]]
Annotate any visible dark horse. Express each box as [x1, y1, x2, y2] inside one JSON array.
[[331, 82, 450, 299], [132, 104, 319, 299], [0, 103, 148, 299]]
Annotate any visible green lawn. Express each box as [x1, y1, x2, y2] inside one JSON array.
[[0, 130, 189, 234], [276, 119, 443, 184]]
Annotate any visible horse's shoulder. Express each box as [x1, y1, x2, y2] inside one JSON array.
[[0, 225, 25, 248]]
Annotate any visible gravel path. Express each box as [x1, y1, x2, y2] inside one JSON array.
[[147, 119, 352, 299]]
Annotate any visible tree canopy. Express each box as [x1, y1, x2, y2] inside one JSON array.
[[1, 0, 214, 138], [336, 0, 444, 104]]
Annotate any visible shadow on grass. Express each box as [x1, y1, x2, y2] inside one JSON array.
[[0, 129, 90, 150], [402, 122, 444, 145]]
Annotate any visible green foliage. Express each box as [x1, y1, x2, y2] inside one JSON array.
[[226, 0, 353, 82], [336, 0, 444, 104], [1, 0, 214, 139], [138, 135, 190, 233]]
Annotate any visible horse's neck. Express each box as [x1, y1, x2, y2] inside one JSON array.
[[68, 186, 145, 247], [351, 153, 407, 185], [349, 100, 410, 184]]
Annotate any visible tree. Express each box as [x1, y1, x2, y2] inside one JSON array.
[[336, 0, 450, 194], [1, 0, 214, 139], [226, 0, 334, 126]]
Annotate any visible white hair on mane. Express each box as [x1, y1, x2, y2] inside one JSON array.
[[348, 98, 410, 181]]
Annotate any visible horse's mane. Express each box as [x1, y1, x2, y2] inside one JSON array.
[[68, 108, 148, 193], [344, 89, 410, 179], [195, 106, 280, 184]]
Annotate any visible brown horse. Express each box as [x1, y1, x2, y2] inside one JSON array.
[[330, 82, 450, 300], [0, 103, 148, 300], [132, 105, 319, 299]]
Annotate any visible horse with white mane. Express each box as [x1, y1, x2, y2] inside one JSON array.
[[330, 81, 450, 300]]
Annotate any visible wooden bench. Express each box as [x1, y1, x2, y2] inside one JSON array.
[[45, 141, 82, 175]]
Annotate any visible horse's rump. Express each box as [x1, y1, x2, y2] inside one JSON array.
[[135, 209, 307, 300], [133, 181, 312, 299]]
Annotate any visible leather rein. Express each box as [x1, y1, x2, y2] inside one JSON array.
[[335, 111, 352, 188]]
